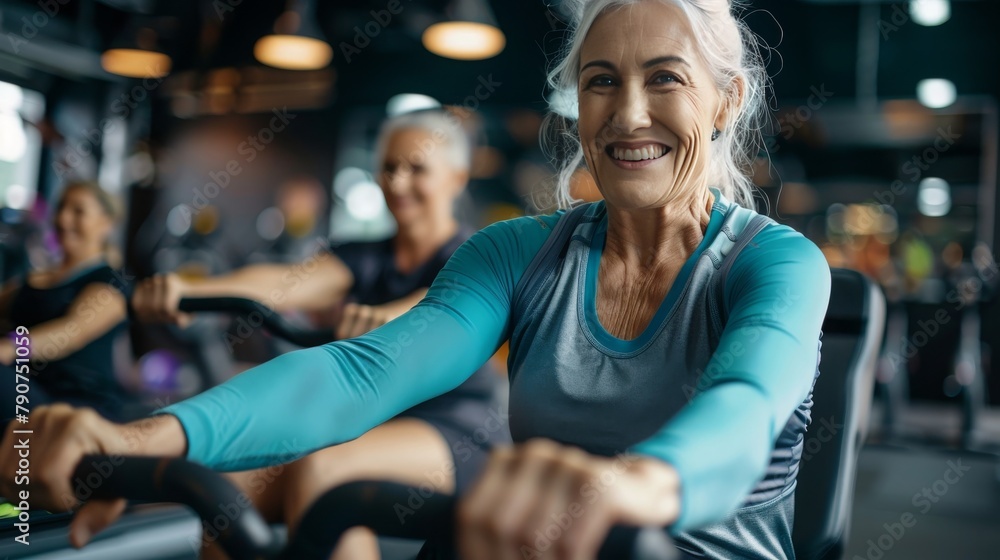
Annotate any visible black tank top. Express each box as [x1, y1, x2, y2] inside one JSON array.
[[8, 263, 130, 416]]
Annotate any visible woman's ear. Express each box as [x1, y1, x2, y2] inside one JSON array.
[[714, 75, 746, 133]]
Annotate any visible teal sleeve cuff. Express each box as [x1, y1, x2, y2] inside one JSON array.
[[630, 384, 774, 532], [152, 348, 359, 470]]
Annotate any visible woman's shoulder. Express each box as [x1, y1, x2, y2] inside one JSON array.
[[712, 196, 824, 265], [61, 264, 131, 298], [437, 210, 567, 287], [755, 221, 824, 256], [487, 209, 564, 234], [77, 262, 126, 282], [22, 268, 60, 290], [730, 219, 830, 285], [467, 210, 565, 257]]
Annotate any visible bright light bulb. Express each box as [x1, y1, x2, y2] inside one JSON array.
[[101, 49, 171, 78], [910, 0, 951, 27], [918, 177, 951, 217], [422, 22, 505, 60], [345, 182, 386, 220], [254, 35, 332, 70], [917, 79, 956, 109]]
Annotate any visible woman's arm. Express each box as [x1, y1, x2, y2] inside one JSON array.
[[132, 252, 354, 323], [156, 216, 556, 471], [630, 226, 832, 532], [185, 252, 353, 311], [335, 288, 429, 339], [0, 282, 127, 365]]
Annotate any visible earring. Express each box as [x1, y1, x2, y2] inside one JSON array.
[[711, 128, 721, 141]]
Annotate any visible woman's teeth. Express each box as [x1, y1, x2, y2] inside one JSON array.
[[611, 145, 667, 161]]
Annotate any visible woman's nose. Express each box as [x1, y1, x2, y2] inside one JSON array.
[[610, 83, 653, 133]]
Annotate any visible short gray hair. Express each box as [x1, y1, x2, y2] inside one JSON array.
[[374, 110, 472, 172]]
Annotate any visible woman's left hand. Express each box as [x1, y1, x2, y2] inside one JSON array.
[[457, 439, 681, 560]]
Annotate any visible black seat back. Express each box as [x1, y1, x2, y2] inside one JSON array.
[[793, 269, 886, 559]]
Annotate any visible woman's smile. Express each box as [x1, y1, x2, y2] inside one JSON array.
[[605, 141, 673, 169]]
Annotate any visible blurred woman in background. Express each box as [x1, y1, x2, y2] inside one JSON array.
[[0, 181, 131, 420], [131, 110, 507, 560]]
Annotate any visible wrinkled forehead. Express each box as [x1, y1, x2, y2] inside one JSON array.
[[580, 2, 700, 69], [383, 128, 433, 157], [382, 127, 456, 168]]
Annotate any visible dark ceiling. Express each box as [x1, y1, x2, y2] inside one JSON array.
[[1, 0, 998, 111]]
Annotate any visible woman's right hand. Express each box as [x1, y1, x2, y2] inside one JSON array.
[[0, 405, 130, 548], [131, 273, 192, 326]]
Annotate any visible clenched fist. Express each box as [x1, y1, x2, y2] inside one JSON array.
[[131, 273, 191, 326], [457, 439, 680, 560]]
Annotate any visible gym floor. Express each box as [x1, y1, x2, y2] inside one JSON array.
[[848, 405, 1000, 559]]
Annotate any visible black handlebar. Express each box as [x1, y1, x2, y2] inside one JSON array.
[[2, 412, 675, 559], [285, 480, 455, 559], [71, 455, 283, 559], [177, 296, 334, 347], [65, 455, 678, 559], [287, 480, 679, 560]]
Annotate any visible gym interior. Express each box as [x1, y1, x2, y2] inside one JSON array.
[[0, 0, 998, 559]]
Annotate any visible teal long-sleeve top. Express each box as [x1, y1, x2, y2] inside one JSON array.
[[159, 200, 831, 532]]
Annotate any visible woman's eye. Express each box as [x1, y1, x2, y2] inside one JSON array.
[[652, 73, 679, 85], [588, 75, 615, 88]]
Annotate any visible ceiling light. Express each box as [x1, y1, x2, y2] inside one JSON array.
[[916, 78, 956, 109], [423, 0, 505, 60], [910, 0, 950, 27], [255, 0, 332, 70], [102, 26, 171, 79]]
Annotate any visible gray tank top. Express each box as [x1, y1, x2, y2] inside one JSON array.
[[507, 195, 818, 559]]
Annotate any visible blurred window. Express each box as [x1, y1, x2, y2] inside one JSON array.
[[0, 81, 45, 211]]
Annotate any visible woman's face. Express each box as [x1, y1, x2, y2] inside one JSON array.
[[577, 1, 726, 210], [378, 128, 467, 229], [55, 187, 112, 257]]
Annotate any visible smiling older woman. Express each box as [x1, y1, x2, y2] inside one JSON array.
[[0, 1, 829, 559]]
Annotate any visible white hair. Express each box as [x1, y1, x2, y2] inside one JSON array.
[[542, 0, 769, 209], [374, 110, 472, 172]]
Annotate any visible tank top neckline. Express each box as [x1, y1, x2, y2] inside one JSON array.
[[24, 260, 109, 291], [581, 192, 730, 353]]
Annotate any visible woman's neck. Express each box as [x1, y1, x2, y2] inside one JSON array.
[[394, 215, 460, 273], [59, 250, 104, 273], [603, 188, 715, 272]]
